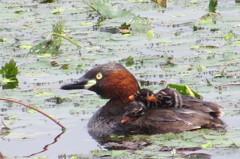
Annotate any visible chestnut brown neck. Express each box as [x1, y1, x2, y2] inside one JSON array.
[[101, 69, 140, 103]]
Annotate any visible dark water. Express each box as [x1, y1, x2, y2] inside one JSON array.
[[0, 118, 100, 158]]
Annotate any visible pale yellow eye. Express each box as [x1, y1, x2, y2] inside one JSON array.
[[96, 73, 103, 80]]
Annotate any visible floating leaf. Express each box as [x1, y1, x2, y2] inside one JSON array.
[[37, 53, 52, 58], [0, 77, 19, 89], [200, 17, 213, 24], [0, 38, 7, 42], [51, 8, 65, 14], [191, 45, 200, 49], [159, 40, 172, 44], [225, 31, 234, 41], [0, 59, 19, 78], [0, 78, 16, 83], [171, 14, 186, 18], [85, 0, 150, 33], [215, 73, 223, 78], [2, 80, 18, 89], [29, 21, 80, 55], [76, 64, 83, 70], [120, 56, 134, 67], [60, 64, 69, 69], [179, 73, 190, 76], [36, 92, 53, 96], [201, 141, 213, 149], [45, 96, 70, 104], [2, 121, 12, 125], [19, 44, 32, 49], [85, 0, 131, 19], [28, 21, 65, 55], [80, 21, 93, 26], [29, 39, 62, 55], [168, 84, 202, 99], [8, 116, 17, 120], [123, 33, 131, 37], [146, 30, 154, 37], [70, 156, 78, 159], [92, 150, 128, 158], [185, 85, 195, 97], [27, 110, 37, 114]]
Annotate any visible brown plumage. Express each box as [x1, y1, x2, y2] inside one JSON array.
[[61, 63, 225, 139]]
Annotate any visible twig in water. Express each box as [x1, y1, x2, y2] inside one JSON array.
[[0, 97, 66, 130], [221, 59, 240, 76]]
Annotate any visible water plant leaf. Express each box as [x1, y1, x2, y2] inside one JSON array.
[[85, 0, 150, 33], [200, 17, 214, 24], [29, 39, 62, 54], [29, 21, 80, 55], [209, 0, 218, 13], [37, 53, 52, 58], [52, 21, 65, 35], [120, 56, 134, 67], [28, 21, 65, 55], [85, 0, 135, 20], [0, 38, 7, 42], [159, 40, 172, 44], [167, 84, 202, 99], [27, 109, 37, 114], [0, 78, 16, 83], [201, 141, 213, 149], [80, 21, 93, 26], [92, 150, 128, 158], [19, 44, 32, 50], [51, 8, 65, 14], [146, 30, 154, 37], [225, 31, 234, 41], [191, 45, 200, 49], [0, 59, 19, 78]]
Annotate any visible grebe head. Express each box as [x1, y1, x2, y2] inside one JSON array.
[[61, 63, 140, 101]]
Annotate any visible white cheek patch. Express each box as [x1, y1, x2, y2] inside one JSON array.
[[84, 79, 97, 89]]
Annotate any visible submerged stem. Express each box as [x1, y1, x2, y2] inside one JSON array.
[[0, 97, 66, 130], [221, 59, 240, 76], [47, 32, 81, 48]]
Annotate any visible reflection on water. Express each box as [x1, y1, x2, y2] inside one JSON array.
[[25, 129, 66, 157], [0, 119, 100, 158]]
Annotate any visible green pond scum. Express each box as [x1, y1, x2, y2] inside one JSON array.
[[0, 0, 240, 158]]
